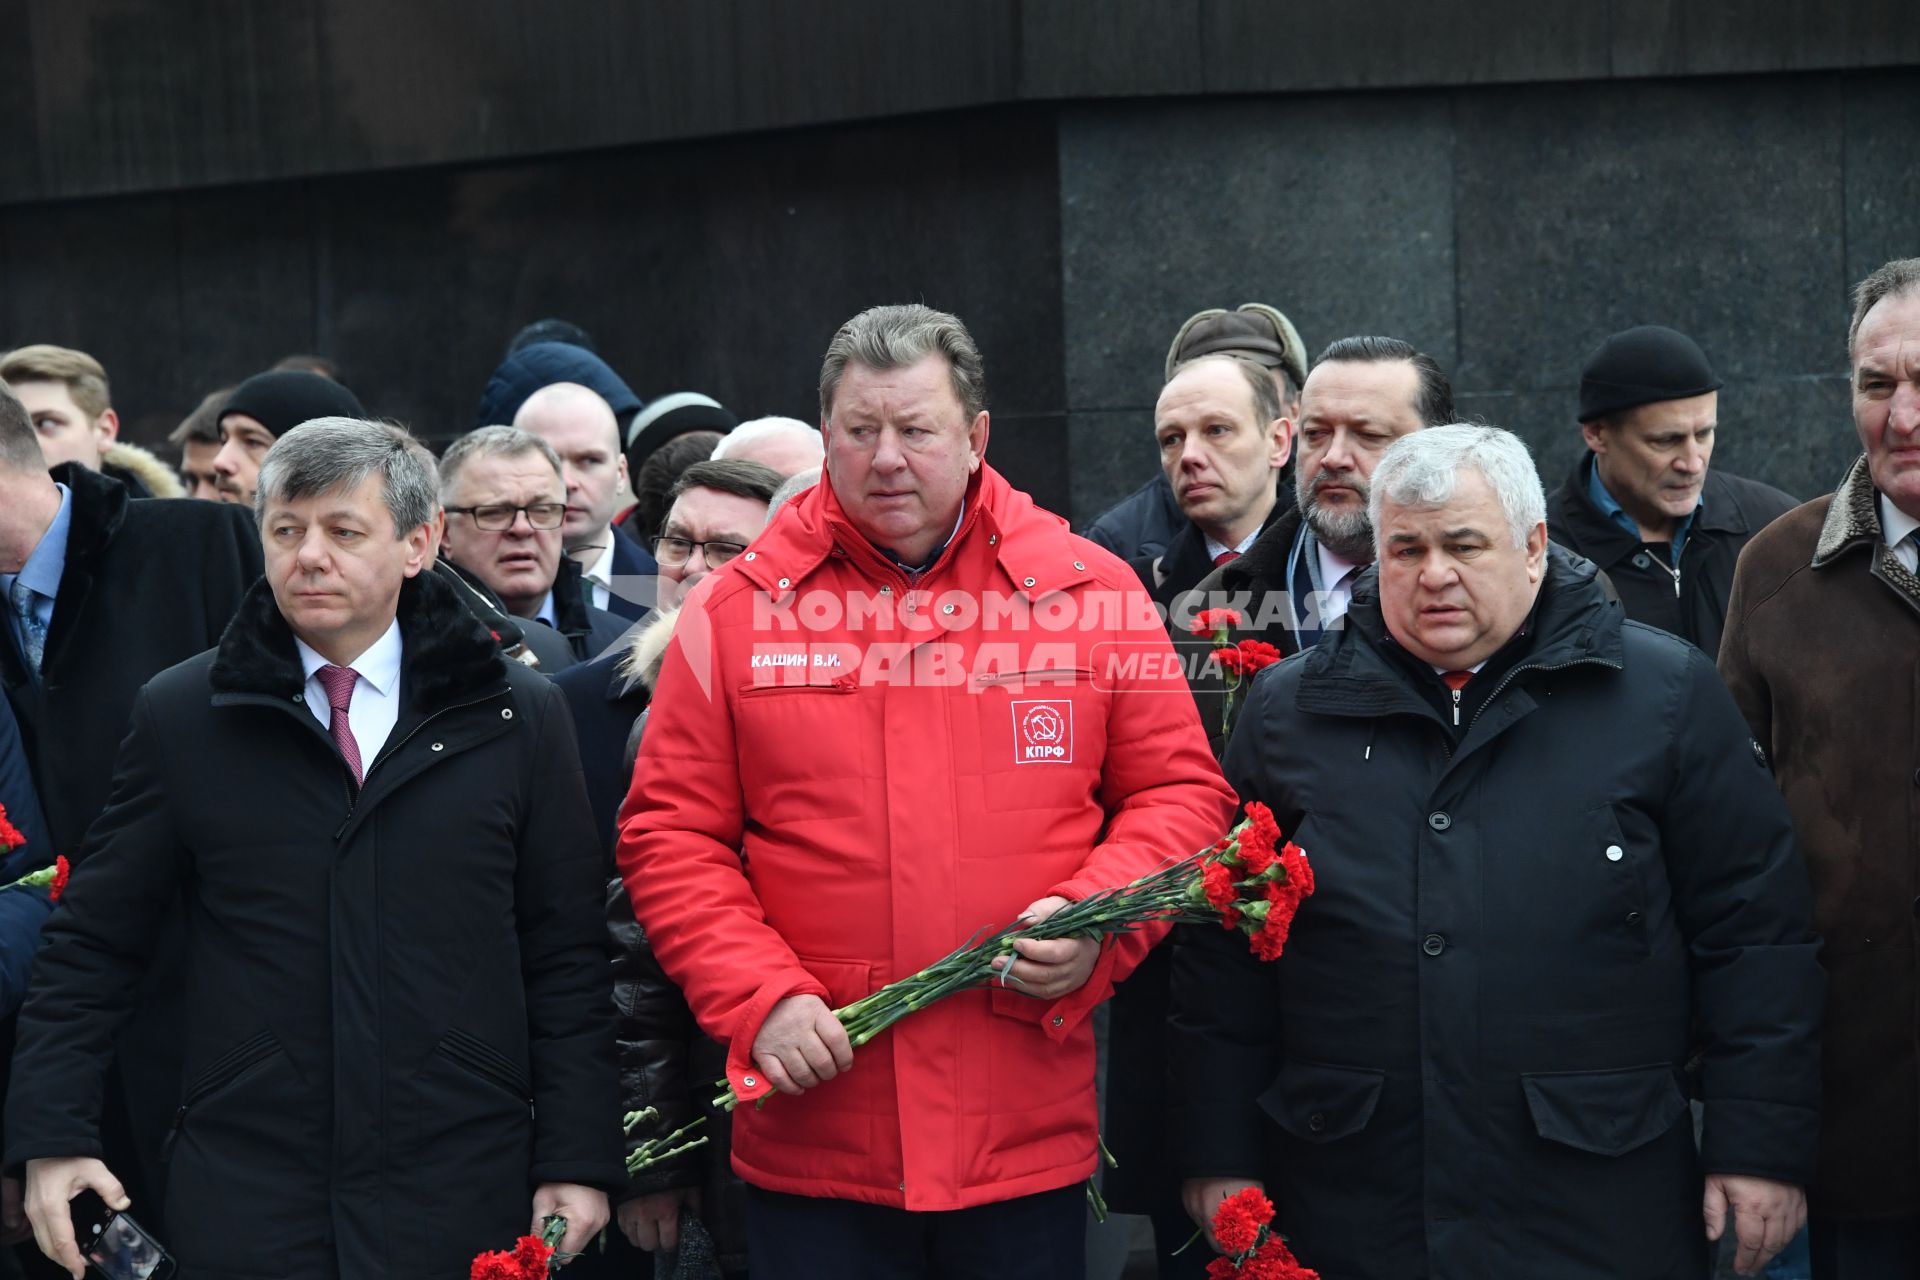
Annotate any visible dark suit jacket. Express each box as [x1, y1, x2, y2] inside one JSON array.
[[602, 523, 659, 622]]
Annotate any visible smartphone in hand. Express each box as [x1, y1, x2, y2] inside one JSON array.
[[67, 1190, 176, 1280]]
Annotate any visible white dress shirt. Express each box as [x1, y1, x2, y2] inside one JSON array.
[[295, 619, 405, 768], [1316, 542, 1364, 627], [1202, 526, 1262, 564], [581, 539, 616, 613], [1882, 494, 1920, 576]]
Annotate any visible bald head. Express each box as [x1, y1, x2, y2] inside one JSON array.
[[513, 382, 628, 551]]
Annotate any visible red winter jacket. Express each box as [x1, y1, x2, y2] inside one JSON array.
[[616, 465, 1235, 1210]]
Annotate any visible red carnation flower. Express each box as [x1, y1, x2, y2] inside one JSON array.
[[49, 855, 69, 904], [510, 1234, 553, 1277], [1205, 1258, 1239, 1280], [1244, 1233, 1320, 1280], [469, 1252, 521, 1280], [1202, 861, 1241, 927], [1211, 1186, 1275, 1254], [1214, 646, 1245, 675], [1189, 608, 1244, 636], [0, 804, 24, 853], [1236, 639, 1282, 673]]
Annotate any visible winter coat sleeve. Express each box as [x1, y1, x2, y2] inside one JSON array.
[[3, 689, 187, 1167], [606, 877, 702, 1196], [0, 697, 53, 1019], [200, 503, 265, 638], [1661, 648, 1823, 1184], [615, 589, 830, 1080], [1715, 558, 1771, 750], [1032, 582, 1239, 1037], [1165, 668, 1286, 1181], [515, 681, 626, 1190]]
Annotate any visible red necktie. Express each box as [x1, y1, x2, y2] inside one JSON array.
[[1440, 670, 1472, 691], [317, 665, 365, 787], [1212, 550, 1241, 568]]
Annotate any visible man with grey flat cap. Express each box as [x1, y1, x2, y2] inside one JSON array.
[[1546, 325, 1797, 655], [1084, 304, 1309, 564]]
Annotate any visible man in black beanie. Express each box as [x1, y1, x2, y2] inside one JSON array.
[[1545, 324, 1797, 655], [211, 369, 366, 507]]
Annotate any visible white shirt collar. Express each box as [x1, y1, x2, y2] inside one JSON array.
[[582, 538, 616, 590], [1881, 493, 1920, 552], [294, 617, 403, 695], [1316, 541, 1362, 588], [1202, 525, 1263, 564]]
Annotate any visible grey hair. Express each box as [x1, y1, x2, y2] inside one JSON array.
[[1367, 424, 1546, 552], [1849, 257, 1920, 359], [254, 417, 440, 535], [819, 304, 987, 423], [767, 467, 820, 521], [712, 416, 824, 463], [439, 425, 563, 495]]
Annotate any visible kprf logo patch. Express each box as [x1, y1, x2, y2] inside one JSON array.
[[1013, 700, 1073, 764]]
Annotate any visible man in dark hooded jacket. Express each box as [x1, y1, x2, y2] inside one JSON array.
[[1171, 425, 1822, 1279], [7, 417, 621, 1279]]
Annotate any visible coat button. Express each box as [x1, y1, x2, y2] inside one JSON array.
[[1023, 577, 1036, 588], [1625, 911, 1643, 926], [1632, 553, 1651, 569], [1307, 1111, 1328, 1133], [988, 535, 998, 545], [742, 1075, 756, 1088], [501, 708, 513, 720], [291, 693, 304, 704], [744, 552, 757, 561], [1422, 933, 1446, 956], [942, 603, 956, 615], [1605, 844, 1624, 862], [898, 1182, 907, 1192], [778, 577, 790, 589], [1051, 1015, 1065, 1027], [1427, 811, 1451, 832], [1073, 561, 1085, 571], [430, 742, 444, 752]]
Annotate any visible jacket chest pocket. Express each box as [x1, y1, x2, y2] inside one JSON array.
[[971, 669, 1105, 813], [734, 680, 868, 821], [1256, 1057, 1385, 1143]]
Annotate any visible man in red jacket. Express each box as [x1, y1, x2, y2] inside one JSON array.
[[617, 304, 1236, 1279]]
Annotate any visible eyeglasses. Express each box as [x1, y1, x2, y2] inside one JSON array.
[[445, 503, 566, 531], [650, 535, 748, 569]]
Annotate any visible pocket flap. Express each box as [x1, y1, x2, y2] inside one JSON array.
[[1256, 1058, 1385, 1143], [1521, 1062, 1687, 1156]]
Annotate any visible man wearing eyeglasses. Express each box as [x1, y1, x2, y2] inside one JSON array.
[[440, 426, 629, 665]]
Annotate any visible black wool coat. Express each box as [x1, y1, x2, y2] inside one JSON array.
[[5, 571, 623, 1280], [1546, 455, 1798, 657], [1169, 549, 1824, 1279], [0, 464, 263, 854]]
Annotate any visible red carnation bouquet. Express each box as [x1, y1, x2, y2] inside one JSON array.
[[713, 802, 1312, 1115], [1191, 609, 1283, 737], [470, 1216, 566, 1280], [1205, 1187, 1319, 1280], [0, 806, 67, 903]]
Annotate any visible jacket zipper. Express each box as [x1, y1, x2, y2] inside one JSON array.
[[1450, 687, 1462, 727], [166, 1032, 280, 1158], [1464, 655, 1624, 736]]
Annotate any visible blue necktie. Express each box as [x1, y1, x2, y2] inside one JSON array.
[[7, 579, 46, 676]]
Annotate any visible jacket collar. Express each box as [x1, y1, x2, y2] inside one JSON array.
[[1296, 543, 1623, 721], [210, 569, 505, 713], [47, 462, 130, 570], [1555, 453, 1749, 564], [1813, 454, 1920, 603], [732, 464, 1094, 604], [1213, 498, 1305, 594]]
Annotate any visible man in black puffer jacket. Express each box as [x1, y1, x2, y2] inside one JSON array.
[[1171, 426, 1822, 1280]]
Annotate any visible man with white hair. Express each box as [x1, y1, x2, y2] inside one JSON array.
[[1170, 425, 1823, 1279], [711, 416, 825, 479]]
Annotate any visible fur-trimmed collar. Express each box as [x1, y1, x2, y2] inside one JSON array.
[[616, 605, 679, 693], [1814, 454, 1920, 600], [103, 442, 185, 499], [210, 569, 505, 710]]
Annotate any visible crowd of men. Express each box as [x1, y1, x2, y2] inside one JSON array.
[[0, 257, 1913, 1280]]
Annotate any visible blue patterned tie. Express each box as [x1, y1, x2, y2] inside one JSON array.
[[7, 579, 46, 676]]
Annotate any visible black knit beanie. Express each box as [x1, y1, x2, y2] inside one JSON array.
[[220, 370, 367, 438], [1577, 326, 1721, 423]]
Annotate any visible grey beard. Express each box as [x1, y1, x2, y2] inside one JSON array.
[[1303, 498, 1375, 562]]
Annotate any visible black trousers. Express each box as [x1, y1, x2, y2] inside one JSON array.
[[1809, 1216, 1920, 1280], [744, 1184, 1085, 1280]]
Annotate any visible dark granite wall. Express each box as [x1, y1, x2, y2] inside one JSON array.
[[5, 68, 1917, 523], [1062, 69, 1916, 519]]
